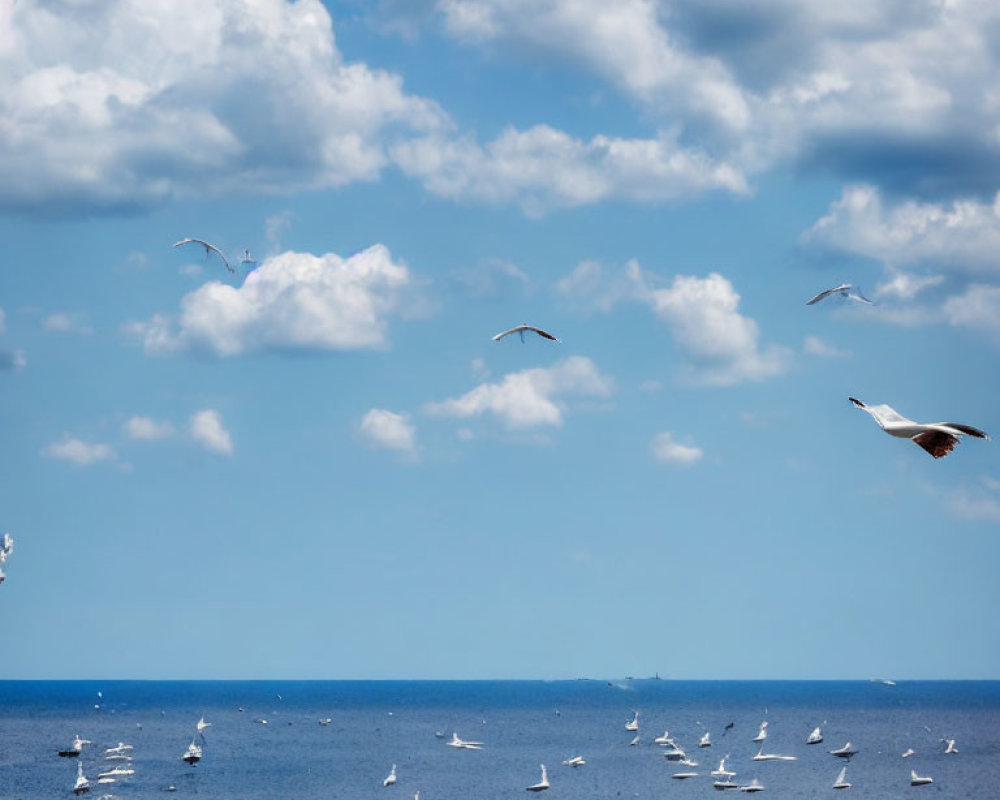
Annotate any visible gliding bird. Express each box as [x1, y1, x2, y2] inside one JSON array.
[[492, 324, 560, 343], [172, 238, 235, 274], [806, 283, 871, 305], [849, 397, 989, 459]]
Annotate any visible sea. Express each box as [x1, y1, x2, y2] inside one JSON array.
[[1, 680, 997, 799]]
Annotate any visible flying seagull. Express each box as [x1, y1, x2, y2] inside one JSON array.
[[849, 397, 989, 459], [173, 238, 235, 274], [806, 284, 871, 305], [492, 324, 560, 343]]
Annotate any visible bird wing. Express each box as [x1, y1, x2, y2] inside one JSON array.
[[806, 284, 850, 305], [933, 422, 989, 440], [525, 325, 559, 341], [848, 287, 873, 304], [173, 238, 235, 273], [491, 325, 523, 341], [911, 430, 959, 459]]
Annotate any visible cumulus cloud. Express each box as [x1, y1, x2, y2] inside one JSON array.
[[189, 409, 233, 455], [360, 408, 417, 454], [392, 126, 748, 216], [123, 416, 174, 441], [0, 349, 26, 371], [650, 431, 703, 465], [942, 285, 1000, 342], [42, 438, 114, 466], [125, 245, 412, 356], [1, 0, 446, 215], [43, 312, 91, 335], [631, 266, 791, 385], [804, 185, 1000, 276], [425, 0, 1000, 197], [425, 355, 613, 428]]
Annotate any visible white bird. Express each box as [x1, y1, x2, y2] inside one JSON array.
[[849, 397, 989, 458], [196, 716, 211, 733], [910, 769, 933, 786], [492, 324, 560, 343], [383, 764, 397, 787], [525, 764, 549, 792], [833, 766, 851, 789], [625, 710, 639, 732], [805, 283, 871, 305], [172, 238, 235, 274], [448, 732, 483, 750]]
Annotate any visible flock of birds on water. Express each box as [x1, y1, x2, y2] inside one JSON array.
[[0, 253, 989, 591], [50, 687, 963, 797]]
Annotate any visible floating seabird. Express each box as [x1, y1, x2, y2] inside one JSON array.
[[910, 769, 933, 786], [806, 284, 871, 305], [172, 238, 235, 274], [492, 324, 560, 343], [525, 764, 549, 792], [849, 397, 989, 458]]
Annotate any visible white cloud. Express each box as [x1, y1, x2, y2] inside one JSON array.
[[189, 409, 233, 455], [43, 312, 91, 335], [450, 258, 531, 299], [42, 437, 114, 466], [631, 265, 791, 385], [0, 307, 5, 333], [123, 416, 174, 441], [650, 431, 703, 465], [803, 335, 850, 358], [125, 245, 412, 356], [1, 0, 446, 214], [804, 185, 1000, 276], [360, 408, 416, 454], [265, 210, 294, 249], [0, 349, 27, 371], [944, 477, 1000, 523], [942, 285, 1000, 341], [425, 355, 613, 428], [392, 126, 748, 216], [557, 259, 643, 312]]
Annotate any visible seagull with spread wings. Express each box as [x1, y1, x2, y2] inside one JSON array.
[[492, 324, 560, 343], [806, 284, 871, 305], [173, 238, 235, 274], [849, 397, 989, 458]]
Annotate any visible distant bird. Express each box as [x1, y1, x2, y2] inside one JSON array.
[[196, 716, 211, 733], [383, 764, 397, 787], [492, 324, 560, 343], [849, 397, 989, 459], [722, 721, 734, 736], [172, 238, 235, 274], [910, 769, 933, 786], [525, 764, 550, 792], [240, 249, 256, 268], [805, 283, 871, 305]]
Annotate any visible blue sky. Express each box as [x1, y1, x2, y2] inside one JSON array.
[[1, 0, 999, 680]]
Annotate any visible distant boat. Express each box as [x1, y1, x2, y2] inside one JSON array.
[[713, 779, 739, 790], [833, 766, 851, 789], [753, 721, 768, 743], [654, 731, 676, 746], [103, 743, 133, 757], [625, 711, 639, 732], [870, 678, 896, 686], [448, 732, 483, 750], [829, 743, 857, 759], [739, 778, 764, 793], [943, 738, 958, 754], [60, 736, 92, 757], [662, 746, 687, 761], [672, 771, 699, 779], [318, 718, 332, 726], [901, 748, 915, 758], [73, 762, 90, 795], [182, 739, 202, 765], [526, 764, 550, 792], [910, 769, 933, 786], [629, 734, 640, 746], [700, 731, 712, 747], [753, 745, 797, 762], [807, 726, 823, 744], [561, 756, 586, 767], [383, 764, 397, 787]]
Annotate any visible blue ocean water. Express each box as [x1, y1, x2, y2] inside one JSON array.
[[1, 680, 997, 799]]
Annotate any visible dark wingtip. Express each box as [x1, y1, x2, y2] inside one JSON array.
[[848, 397, 862, 408]]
